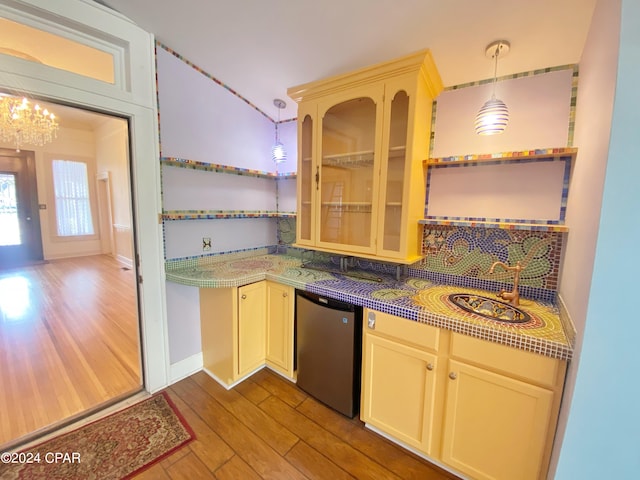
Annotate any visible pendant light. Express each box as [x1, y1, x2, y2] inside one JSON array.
[[272, 98, 286, 163], [475, 40, 510, 136]]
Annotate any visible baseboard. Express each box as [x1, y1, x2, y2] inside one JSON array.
[[169, 352, 203, 384], [364, 423, 468, 479], [202, 365, 265, 390], [115, 254, 133, 269]]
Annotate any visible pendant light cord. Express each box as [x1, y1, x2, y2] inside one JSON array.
[[491, 43, 501, 100]]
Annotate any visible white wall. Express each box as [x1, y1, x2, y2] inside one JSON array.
[[96, 118, 133, 264], [156, 45, 294, 369], [432, 68, 574, 158], [555, 0, 640, 477], [551, 2, 620, 474], [157, 47, 275, 171], [429, 69, 574, 222]]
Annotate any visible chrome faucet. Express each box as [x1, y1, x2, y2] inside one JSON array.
[[488, 261, 523, 306]]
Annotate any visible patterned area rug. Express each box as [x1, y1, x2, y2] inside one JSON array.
[[0, 392, 194, 480]]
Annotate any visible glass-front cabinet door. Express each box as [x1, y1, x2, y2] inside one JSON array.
[[379, 90, 409, 254], [316, 88, 383, 254], [296, 105, 315, 246]]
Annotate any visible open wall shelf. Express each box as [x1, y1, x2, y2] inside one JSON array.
[[161, 157, 296, 179], [422, 147, 576, 231], [424, 147, 577, 167], [162, 210, 296, 221]]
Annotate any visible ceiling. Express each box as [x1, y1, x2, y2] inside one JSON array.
[[98, 1, 593, 121]]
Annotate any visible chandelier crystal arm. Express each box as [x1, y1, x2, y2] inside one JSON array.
[[0, 95, 59, 152]]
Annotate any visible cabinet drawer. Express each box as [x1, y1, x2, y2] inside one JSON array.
[[365, 309, 439, 352], [451, 333, 563, 387]]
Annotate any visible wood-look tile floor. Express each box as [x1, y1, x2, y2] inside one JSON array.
[[136, 369, 460, 480]]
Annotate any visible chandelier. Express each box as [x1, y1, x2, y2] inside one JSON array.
[[0, 95, 59, 152]]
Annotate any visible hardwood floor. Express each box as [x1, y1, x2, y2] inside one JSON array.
[[136, 370, 460, 480], [0, 255, 142, 447]]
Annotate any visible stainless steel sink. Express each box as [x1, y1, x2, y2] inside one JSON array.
[[448, 293, 531, 324]]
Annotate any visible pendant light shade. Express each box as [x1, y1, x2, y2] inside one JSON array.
[[272, 98, 286, 164], [475, 97, 509, 135], [475, 40, 510, 136], [272, 141, 286, 163]]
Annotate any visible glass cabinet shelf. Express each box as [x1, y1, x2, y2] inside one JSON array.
[[323, 150, 374, 168], [321, 202, 372, 213]]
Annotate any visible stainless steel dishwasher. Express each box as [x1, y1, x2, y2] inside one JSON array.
[[295, 290, 363, 418]]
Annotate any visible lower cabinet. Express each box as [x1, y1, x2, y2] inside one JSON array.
[[361, 309, 567, 480], [442, 359, 555, 480], [265, 281, 294, 378], [237, 281, 267, 377], [362, 332, 438, 454], [200, 280, 294, 387]]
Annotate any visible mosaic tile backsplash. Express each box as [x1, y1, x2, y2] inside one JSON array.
[[414, 225, 563, 303], [275, 219, 563, 303]]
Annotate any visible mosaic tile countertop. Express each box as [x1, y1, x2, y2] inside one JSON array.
[[166, 253, 572, 360]]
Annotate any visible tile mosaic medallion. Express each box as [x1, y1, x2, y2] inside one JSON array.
[[418, 225, 564, 292]]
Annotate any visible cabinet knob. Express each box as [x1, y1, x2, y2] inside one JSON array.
[[283, 292, 288, 297], [449, 372, 457, 380], [426, 363, 434, 371], [241, 294, 247, 300]]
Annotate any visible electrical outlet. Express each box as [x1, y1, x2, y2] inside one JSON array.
[[202, 237, 211, 251]]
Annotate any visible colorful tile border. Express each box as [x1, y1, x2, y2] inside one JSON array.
[[161, 157, 296, 179], [426, 147, 577, 164], [157, 42, 274, 122], [162, 210, 296, 221], [419, 219, 569, 233]]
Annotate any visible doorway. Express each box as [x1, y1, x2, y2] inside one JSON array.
[[0, 106, 143, 449], [0, 150, 44, 267]]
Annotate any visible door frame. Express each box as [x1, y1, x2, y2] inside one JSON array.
[[0, 0, 169, 393]]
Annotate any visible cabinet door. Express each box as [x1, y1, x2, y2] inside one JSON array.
[[296, 103, 316, 247], [237, 281, 266, 377], [378, 88, 410, 255], [316, 86, 384, 254], [442, 360, 554, 480], [362, 333, 437, 454], [265, 282, 294, 377]]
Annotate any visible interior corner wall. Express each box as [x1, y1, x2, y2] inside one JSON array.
[[156, 46, 275, 170], [156, 44, 282, 369], [554, 0, 640, 477], [550, 0, 621, 476]]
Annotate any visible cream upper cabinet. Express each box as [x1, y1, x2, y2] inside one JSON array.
[[289, 49, 443, 263]]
